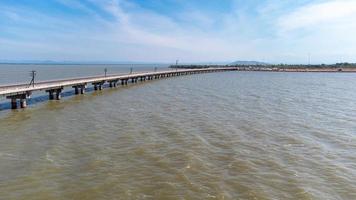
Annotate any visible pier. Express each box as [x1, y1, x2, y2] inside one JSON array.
[[0, 67, 237, 109]]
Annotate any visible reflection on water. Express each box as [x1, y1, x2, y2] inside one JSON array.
[[0, 68, 356, 199]]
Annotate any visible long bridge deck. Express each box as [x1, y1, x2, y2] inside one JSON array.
[[0, 67, 237, 109]]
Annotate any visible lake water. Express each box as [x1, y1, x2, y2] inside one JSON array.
[[0, 64, 355, 199]]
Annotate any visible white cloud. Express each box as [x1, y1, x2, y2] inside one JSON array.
[[278, 0, 356, 32], [93, 0, 251, 62]]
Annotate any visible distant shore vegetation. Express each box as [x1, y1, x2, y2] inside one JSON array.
[[170, 63, 356, 71]]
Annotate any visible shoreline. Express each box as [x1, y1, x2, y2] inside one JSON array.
[[171, 65, 356, 73], [238, 68, 356, 73]]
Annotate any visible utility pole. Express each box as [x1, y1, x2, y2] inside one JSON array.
[[176, 59, 179, 71], [29, 70, 36, 87], [308, 53, 311, 66]]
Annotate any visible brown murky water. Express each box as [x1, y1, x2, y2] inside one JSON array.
[[0, 65, 356, 199]]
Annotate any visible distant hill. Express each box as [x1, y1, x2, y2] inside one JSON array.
[[229, 61, 268, 65]]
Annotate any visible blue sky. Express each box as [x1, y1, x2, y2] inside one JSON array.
[[0, 0, 356, 64]]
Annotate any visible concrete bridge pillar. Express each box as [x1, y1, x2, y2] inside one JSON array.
[[121, 79, 128, 85], [7, 93, 31, 109], [54, 88, 62, 100], [74, 87, 79, 94], [80, 85, 86, 94], [109, 81, 118, 87], [93, 82, 104, 90], [11, 98, 17, 109], [55, 89, 62, 100], [73, 84, 86, 94], [20, 98, 27, 108], [46, 88, 62, 100], [48, 90, 54, 100]]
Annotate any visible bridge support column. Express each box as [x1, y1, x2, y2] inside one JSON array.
[[74, 87, 79, 94], [46, 88, 62, 100], [109, 80, 118, 88], [121, 79, 128, 85], [20, 98, 27, 108], [55, 89, 62, 100], [93, 82, 104, 90], [7, 93, 31, 109], [11, 98, 17, 109], [48, 90, 54, 100], [73, 84, 86, 94], [80, 85, 86, 94]]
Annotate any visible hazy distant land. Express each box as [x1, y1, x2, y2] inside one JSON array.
[[171, 62, 356, 72]]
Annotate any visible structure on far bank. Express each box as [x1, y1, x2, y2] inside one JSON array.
[[170, 63, 356, 72]]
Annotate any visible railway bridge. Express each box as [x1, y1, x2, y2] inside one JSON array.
[[0, 67, 237, 109]]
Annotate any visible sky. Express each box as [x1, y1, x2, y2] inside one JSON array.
[[0, 0, 356, 64]]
